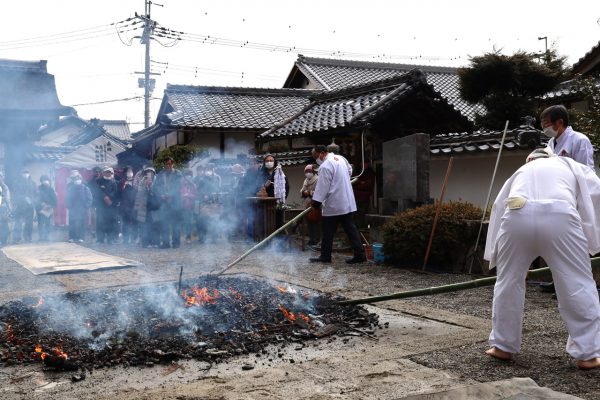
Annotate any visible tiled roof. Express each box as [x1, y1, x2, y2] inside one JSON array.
[[37, 116, 131, 147], [541, 78, 600, 102], [287, 55, 484, 121], [572, 40, 600, 76], [157, 84, 314, 130], [258, 150, 313, 166], [0, 59, 72, 113], [261, 70, 467, 140], [101, 120, 132, 142], [24, 145, 76, 162], [429, 125, 547, 156]]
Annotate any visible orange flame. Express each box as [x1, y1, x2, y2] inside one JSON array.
[[182, 287, 220, 307], [276, 286, 287, 293], [279, 305, 296, 321], [34, 344, 68, 361], [299, 313, 311, 324], [31, 296, 44, 308], [34, 344, 46, 360]]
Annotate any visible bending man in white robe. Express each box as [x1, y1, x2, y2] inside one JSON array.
[[484, 148, 600, 369]]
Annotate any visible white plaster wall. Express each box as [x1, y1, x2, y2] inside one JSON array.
[[189, 133, 220, 156], [224, 131, 255, 157], [429, 152, 530, 209]]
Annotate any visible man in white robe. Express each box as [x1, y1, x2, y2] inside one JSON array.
[[484, 148, 600, 369], [542, 104, 594, 168], [539, 104, 595, 293], [309, 145, 366, 264]]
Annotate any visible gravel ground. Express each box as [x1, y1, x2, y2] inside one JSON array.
[[344, 267, 600, 400], [1, 234, 599, 398]]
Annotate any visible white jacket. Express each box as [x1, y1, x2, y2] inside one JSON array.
[[484, 156, 600, 269], [547, 126, 594, 168], [312, 153, 356, 216]]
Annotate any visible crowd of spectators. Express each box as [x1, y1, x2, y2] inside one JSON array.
[[0, 152, 374, 249]]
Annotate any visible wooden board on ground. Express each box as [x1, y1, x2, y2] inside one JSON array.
[[1, 242, 143, 275]]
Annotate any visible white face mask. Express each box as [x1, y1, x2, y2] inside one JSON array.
[[74, 179, 82, 185], [205, 171, 213, 176], [42, 180, 50, 186], [264, 161, 274, 169], [126, 172, 134, 179], [543, 126, 559, 138], [315, 156, 324, 166], [22, 173, 30, 179], [305, 173, 314, 179]]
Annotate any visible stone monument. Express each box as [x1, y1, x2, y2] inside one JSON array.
[[381, 133, 430, 214]]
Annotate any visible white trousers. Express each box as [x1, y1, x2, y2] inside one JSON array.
[[489, 200, 600, 360]]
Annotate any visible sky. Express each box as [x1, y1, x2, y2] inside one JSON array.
[[1, 0, 599, 132]]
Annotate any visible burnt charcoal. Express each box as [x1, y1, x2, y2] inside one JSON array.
[[43, 355, 78, 371], [0, 276, 378, 370]]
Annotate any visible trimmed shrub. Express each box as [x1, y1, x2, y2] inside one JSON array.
[[382, 201, 482, 270]]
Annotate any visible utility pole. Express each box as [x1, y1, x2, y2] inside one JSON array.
[[136, 0, 162, 128]]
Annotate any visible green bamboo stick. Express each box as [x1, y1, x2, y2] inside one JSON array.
[[337, 257, 600, 306], [217, 177, 358, 276], [216, 207, 312, 276]]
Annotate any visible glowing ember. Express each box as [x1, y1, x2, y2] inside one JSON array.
[[276, 285, 297, 294], [182, 287, 220, 307], [278, 305, 296, 321], [5, 324, 15, 341], [31, 296, 44, 308], [53, 346, 68, 360], [34, 344, 68, 361], [228, 288, 242, 300]]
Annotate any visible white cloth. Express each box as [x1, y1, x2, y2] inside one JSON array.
[[484, 156, 600, 360], [312, 153, 356, 216], [273, 165, 286, 203], [547, 126, 595, 168], [485, 157, 600, 268]]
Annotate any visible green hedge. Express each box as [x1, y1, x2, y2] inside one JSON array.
[[382, 201, 482, 270]]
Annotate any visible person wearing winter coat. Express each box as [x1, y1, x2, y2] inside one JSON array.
[[154, 157, 183, 248], [66, 173, 92, 242], [0, 174, 12, 245], [118, 167, 137, 244], [95, 166, 119, 244], [194, 164, 221, 243], [181, 170, 197, 244], [134, 166, 160, 248], [258, 154, 289, 230], [300, 164, 320, 246], [36, 175, 57, 241], [12, 168, 37, 243]]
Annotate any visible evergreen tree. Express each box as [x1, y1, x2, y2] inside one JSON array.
[[459, 50, 569, 129], [569, 73, 600, 148]]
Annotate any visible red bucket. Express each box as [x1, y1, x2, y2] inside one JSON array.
[[364, 244, 373, 260]]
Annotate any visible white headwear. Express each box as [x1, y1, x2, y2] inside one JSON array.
[[526, 147, 554, 163]]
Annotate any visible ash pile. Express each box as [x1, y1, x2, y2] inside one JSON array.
[[0, 276, 379, 372]]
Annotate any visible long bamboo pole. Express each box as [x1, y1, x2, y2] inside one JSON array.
[[468, 120, 510, 274], [215, 176, 360, 276], [422, 157, 454, 271], [338, 257, 600, 306]]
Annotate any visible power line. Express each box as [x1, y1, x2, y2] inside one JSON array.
[[0, 26, 141, 51], [152, 23, 445, 62], [71, 96, 161, 107]]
